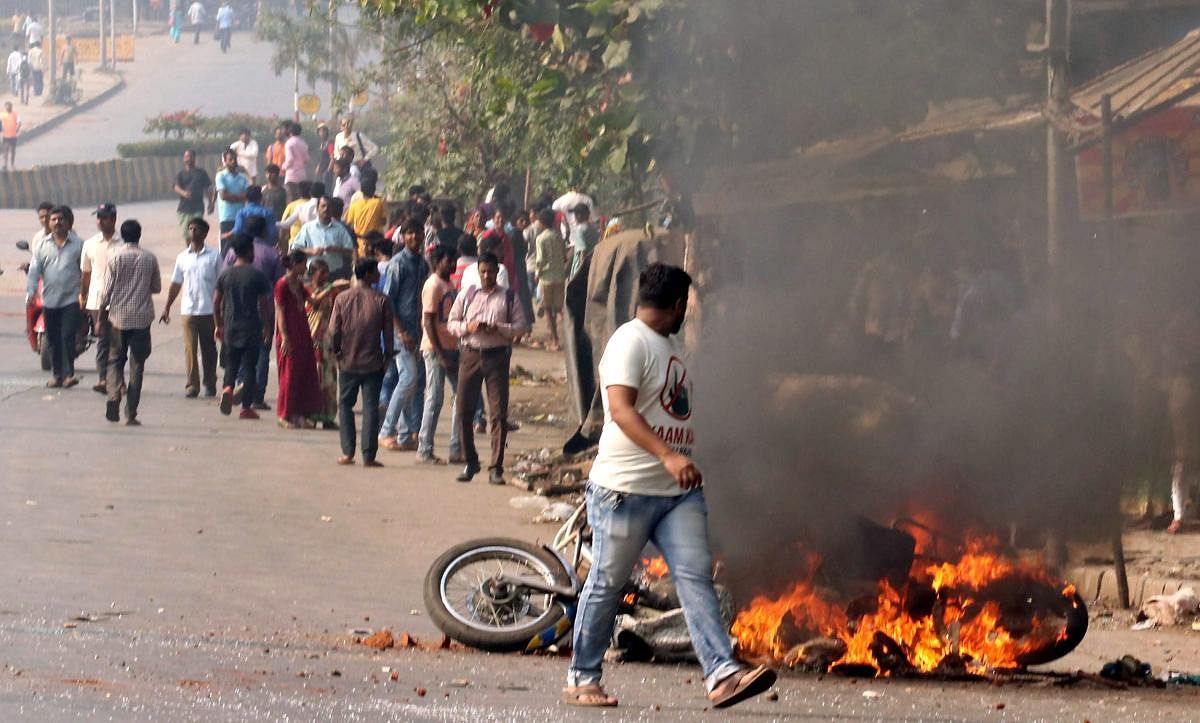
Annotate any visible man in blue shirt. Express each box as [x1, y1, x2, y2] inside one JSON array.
[[378, 219, 428, 451], [227, 185, 278, 251], [214, 148, 249, 256], [26, 205, 84, 387]]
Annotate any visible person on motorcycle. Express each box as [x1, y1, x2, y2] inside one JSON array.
[[563, 263, 776, 710], [26, 205, 84, 388]]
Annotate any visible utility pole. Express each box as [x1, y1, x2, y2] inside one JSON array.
[[293, 58, 299, 122], [132, 0, 138, 34], [47, 0, 56, 99], [99, 0, 107, 68], [328, 0, 338, 115], [110, 0, 116, 65], [1045, 0, 1072, 325]]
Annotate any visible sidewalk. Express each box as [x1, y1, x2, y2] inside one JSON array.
[[1068, 528, 1200, 608], [5, 67, 124, 146]]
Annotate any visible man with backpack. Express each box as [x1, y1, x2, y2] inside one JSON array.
[[447, 252, 529, 484]]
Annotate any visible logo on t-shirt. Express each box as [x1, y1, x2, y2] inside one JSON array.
[[658, 355, 692, 420]]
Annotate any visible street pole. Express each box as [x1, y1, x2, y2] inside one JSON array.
[[328, 0, 338, 115], [99, 0, 107, 68], [47, 0, 56, 100], [293, 58, 299, 122], [132, 0, 138, 35], [110, 0, 116, 65], [1045, 0, 1072, 326]]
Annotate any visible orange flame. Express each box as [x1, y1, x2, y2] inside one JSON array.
[[731, 535, 1074, 675], [641, 556, 669, 579]]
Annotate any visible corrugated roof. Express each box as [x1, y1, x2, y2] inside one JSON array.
[[1071, 27, 1200, 125]]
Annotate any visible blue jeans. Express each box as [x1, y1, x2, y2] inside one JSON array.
[[568, 484, 741, 692], [379, 347, 418, 439], [418, 350, 461, 458], [237, 339, 270, 405]]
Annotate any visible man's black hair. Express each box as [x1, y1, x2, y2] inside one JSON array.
[[223, 147, 238, 160], [232, 234, 255, 259], [408, 184, 426, 198], [538, 207, 555, 228], [187, 217, 210, 235], [371, 235, 394, 259], [457, 233, 477, 258], [477, 252, 500, 270], [354, 258, 377, 280], [401, 218, 424, 235], [361, 175, 377, 196], [36, 200, 53, 213], [50, 205, 74, 226], [120, 219, 142, 244], [478, 233, 499, 255], [239, 127, 250, 135], [246, 185, 263, 204], [290, 122, 302, 135], [429, 244, 457, 266], [287, 249, 307, 267], [309, 257, 330, 273], [310, 182, 326, 198], [340, 146, 356, 160], [243, 214, 266, 238], [298, 180, 313, 198], [328, 197, 345, 218], [440, 205, 457, 226], [265, 163, 281, 175], [637, 263, 692, 309]]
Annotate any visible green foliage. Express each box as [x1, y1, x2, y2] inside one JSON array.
[[140, 111, 290, 142], [117, 138, 232, 158]]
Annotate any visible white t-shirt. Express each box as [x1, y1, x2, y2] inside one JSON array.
[[80, 232, 120, 311], [589, 318, 694, 496], [552, 191, 597, 248], [25, 20, 42, 45], [187, 2, 204, 24], [230, 138, 258, 178], [459, 260, 509, 292]]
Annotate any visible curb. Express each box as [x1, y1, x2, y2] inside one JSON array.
[[20, 73, 126, 146], [1065, 564, 1200, 609]]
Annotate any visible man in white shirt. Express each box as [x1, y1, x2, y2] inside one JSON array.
[[552, 190, 598, 249], [333, 115, 378, 167], [24, 15, 42, 46], [563, 263, 776, 710], [187, 0, 205, 44], [6, 47, 21, 95], [229, 129, 258, 182], [159, 217, 222, 397], [79, 202, 121, 394], [215, 1, 233, 52]]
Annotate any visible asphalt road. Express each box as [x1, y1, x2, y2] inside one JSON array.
[[15, 29, 325, 169], [3, 38, 1200, 721]]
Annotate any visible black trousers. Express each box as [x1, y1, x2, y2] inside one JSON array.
[[223, 342, 260, 410], [42, 302, 80, 380], [107, 326, 152, 419], [455, 346, 511, 471], [339, 369, 384, 462], [91, 310, 112, 383]]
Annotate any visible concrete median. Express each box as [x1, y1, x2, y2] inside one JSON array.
[[0, 153, 220, 209]]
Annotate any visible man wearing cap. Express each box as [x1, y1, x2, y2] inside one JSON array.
[[80, 202, 120, 394], [100, 219, 161, 425]]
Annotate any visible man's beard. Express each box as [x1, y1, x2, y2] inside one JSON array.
[[669, 311, 686, 335]]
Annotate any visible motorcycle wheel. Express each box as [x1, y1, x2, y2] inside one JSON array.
[[424, 537, 571, 652], [38, 333, 51, 371]]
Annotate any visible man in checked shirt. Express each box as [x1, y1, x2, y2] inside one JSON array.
[[447, 252, 529, 484], [99, 220, 161, 425]]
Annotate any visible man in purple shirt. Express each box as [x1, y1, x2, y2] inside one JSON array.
[[282, 121, 310, 202], [223, 215, 283, 409]]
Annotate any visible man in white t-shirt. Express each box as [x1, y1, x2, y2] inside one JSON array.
[[552, 190, 597, 248], [79, 202, 120, 394], [187, 0, 205, 44], [229, 129, 258, 182], [563, 263, 775, 710]]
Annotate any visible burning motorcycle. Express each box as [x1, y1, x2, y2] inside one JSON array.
[[425, 502, 1088, 676], [15, 240, 92, 371]]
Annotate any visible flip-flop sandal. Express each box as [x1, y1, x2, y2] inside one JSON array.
[[708, 665, 777, 709], [46, 379, 62, 388], [561, 684, 617, 707], [336, 456, 355, 465], [62, 377, 80, 388]]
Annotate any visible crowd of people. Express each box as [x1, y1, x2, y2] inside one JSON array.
[[23, 116, 607, 484]]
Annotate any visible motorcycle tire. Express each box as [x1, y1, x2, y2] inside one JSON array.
[[424, 537, 571, 653], [38, 333, 51, 371]]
